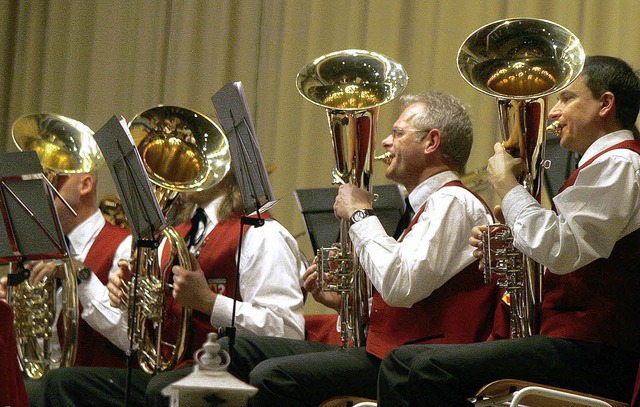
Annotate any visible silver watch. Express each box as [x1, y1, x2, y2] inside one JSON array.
[[349, 208, 375, 224]]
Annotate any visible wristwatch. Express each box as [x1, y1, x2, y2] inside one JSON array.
[[349, 208, 376, 225], [76, 266, 92, 285]]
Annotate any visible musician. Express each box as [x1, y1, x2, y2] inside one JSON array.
[[378, 56, 640, 406], [0, 171, 132, 405], [206, 91, 506, 406], [38, 170, 307, 407]]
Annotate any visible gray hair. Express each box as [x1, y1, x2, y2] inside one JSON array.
[[399, 91, 473, 172]]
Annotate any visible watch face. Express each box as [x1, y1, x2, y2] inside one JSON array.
[[77, 267, 91, 281]]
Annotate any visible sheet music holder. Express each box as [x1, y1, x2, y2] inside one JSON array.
[[0, 151, 69, 284], [92, 115, 166, 407], [211, 81, 279, 215], [211, 81, 278, 358], [92, 116, 165, 242], [295, 184, 405, 253]]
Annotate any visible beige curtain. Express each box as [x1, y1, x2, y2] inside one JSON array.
[[1, 0, 639, 312]]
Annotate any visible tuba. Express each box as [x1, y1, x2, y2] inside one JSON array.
[[296, 49, 408, 347], [10, 113, 104, 378], [457, 18, 584, 337], [126, 105, 230, 373]]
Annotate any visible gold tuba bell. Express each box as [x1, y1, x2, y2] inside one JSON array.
[[126, 105, 230, 373], [457, 18, 584, 338], [296, 49, 408, 347], [10, 113, 104, 378]]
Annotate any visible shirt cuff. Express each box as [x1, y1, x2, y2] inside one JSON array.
[[77, 272, 103, 306], [210, 294, 234, 328], [502, 185, 535, 225]]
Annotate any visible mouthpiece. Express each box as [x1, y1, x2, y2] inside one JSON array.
[[374, 151, 392, 164], [546, 121, 561, 135]]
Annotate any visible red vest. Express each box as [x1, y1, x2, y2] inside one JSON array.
[[366, 181, 504, 359], [0, 301, 28, 407], [169, 214, 260, 357], [541, 140, 640, 352], [74, 222, 130, 368]]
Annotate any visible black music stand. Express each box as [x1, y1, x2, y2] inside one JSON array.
[[93, 116, 166, 407], [295, 184, 405, 253], [0, 151, 69, 284], [211, 81, 278, 355]]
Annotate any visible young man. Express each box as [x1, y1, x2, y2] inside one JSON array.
[[38, 171, 307, 407], [213, 91, 505, 407], [378, 56, 640, 406]]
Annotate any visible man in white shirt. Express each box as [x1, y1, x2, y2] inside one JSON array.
[[379, 56, 640, 406], [1, 171, 132, 405], [38, 171, 307, 407], [210, 91, 505, 406]]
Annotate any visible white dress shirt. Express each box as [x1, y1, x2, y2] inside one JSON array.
[[54, 209, 132, 354], [349, 171, 493, 308], [197, 197, 306, 340], [90, 196, 306, 351], [502, 130, 640, 275]]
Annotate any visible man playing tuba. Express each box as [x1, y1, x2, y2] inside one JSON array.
[[379, 56, 640, 406], [37, 169, 308, 407], [207, 91, 508, 406], [1, 170, 133, 405]]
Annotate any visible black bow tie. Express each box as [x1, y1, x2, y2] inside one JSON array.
[[185, 207, 208, 248], [393, 197, 414, 240]]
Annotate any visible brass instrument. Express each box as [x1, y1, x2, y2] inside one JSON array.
[[126, 105, 230, 373], [458, 18, 584, 337], [296, 49, 408, 347], [10, 113, 104, 378]]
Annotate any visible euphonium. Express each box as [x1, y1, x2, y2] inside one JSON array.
[[10, 113, 104, 378], [126, 105, 230, 373], [296, 49, 408, 347], [458, 18, 584, 338]]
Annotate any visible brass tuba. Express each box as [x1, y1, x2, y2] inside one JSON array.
[[296, 49, 408, 347], [10, 113, 104, 378], [126, 105, 230, 373], [457, 18, 584, 337]]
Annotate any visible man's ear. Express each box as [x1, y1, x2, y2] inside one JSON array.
[[599, 91, 615, 118], [423, 129, 441, 154], [79, 174, 95, 196]]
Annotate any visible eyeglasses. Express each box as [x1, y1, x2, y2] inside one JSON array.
[[390, 128, 429, 140]]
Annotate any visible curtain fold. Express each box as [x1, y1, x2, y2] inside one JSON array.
[[1, 0, 639, 260]]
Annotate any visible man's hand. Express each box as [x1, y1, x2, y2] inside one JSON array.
[[0, 276, 7, 301], [334, 184, 373, 221], [469, 205, 506, 272], [26, 260, 65, 286], [302, 259, 341, 312], [108, 259, 131, 308], [487, 142, 525, 198], [172, 252, 215, 315]]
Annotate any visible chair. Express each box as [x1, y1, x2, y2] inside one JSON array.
[[473, 379, 629, 407]]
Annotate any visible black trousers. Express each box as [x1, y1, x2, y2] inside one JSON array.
[[378, 335, 639, 407], [226, 335, 380, 407], [37, 366, 150, 407]]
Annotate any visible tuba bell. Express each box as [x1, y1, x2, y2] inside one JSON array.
[[126, 105, 230, 373], [296, 49, 408, 347], [457, 18, 584, 337], [10, 113, 104, 378]]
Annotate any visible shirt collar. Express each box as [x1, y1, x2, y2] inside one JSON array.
[[407, 170, 460, 212], [579, 129, 634, 166], [67, 209, 105, 255], [195, 195, 224, 228]]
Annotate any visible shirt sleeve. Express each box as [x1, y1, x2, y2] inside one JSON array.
[[78, 236, 132, 351], [350, 188, 491, 308], [502, 150, 640, 274], [209, 219, 306, 340]]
